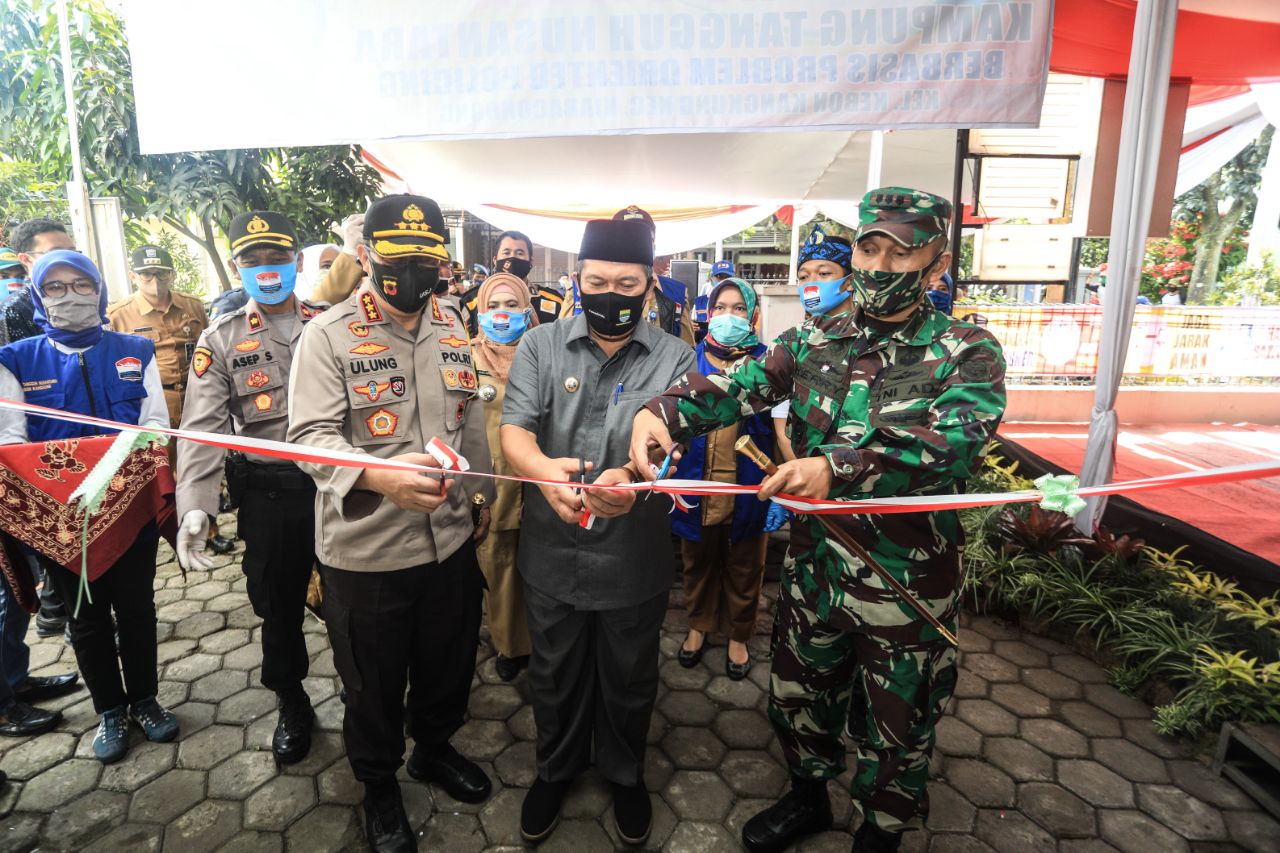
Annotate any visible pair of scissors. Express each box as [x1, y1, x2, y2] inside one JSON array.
[[645, 448, 675, 501]]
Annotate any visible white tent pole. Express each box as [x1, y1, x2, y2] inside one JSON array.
[[788, 209, 801, 286], [1246, 127, 1280, 267], [57, 0, 96, 265], [866, 130, 885, 194], [715, 238, 723, 262], [1077, 0, 1179, 533]]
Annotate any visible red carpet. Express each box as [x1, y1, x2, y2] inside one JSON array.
[[997, 423, 1280, 564]]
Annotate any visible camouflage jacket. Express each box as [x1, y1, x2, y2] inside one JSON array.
[[644, 301, 1006, 622]]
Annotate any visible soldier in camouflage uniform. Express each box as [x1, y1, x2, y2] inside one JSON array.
[[632, 188, 1006, 853]]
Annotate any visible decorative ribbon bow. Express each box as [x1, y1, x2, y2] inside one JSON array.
[[1034, 473, 1087, 518]]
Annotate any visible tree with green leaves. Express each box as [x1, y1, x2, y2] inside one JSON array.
[[0, 0, 382, 291]]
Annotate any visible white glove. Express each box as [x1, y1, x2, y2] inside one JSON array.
[[177, 510, 214, 571], [331, 214, 365, 256]]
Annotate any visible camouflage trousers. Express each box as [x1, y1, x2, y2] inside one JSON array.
[[768, 555, 959, 833]]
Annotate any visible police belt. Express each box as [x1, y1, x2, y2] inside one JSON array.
[[230, 454, 315, 492]]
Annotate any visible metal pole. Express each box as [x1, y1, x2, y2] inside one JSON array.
[[787, 208, 801, 287], [948, 129, 969, 288], [866, 130, 885, 194], [56, 0, 97, 265]]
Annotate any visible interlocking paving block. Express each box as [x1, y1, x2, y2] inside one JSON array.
[[1082, 682, 1153, 720], [662, 770, 734, 821], [243, 774, 317, 831], [127, 767, 204, 823], [1166, 759, 1255, 810], [661, 725, 728, 770], [955, 699, 1019, 736], [990, 683, 1052, 717], [539, 817, 614, 852], [155, 638, 198, 665], [416, 810, 484, 853], [992, 640, 1050, 668], [451, 718, 513, 763], [559, 770, 611, 819], [935, 715, 983, 757], [98, 741, 177, 792], [217, 830, 284, 853], [1223, 809, 1280, 853], [198, 627, 251, 654], [1021, 667, 1082, 700], [494, 740, 537, 788], [1121, 718, 1186, 760], [967, 615, 1021, 641], [189, 669, 250, 704], [1135, 784, 1229, 841], [170, 700, 217, 736], [794, 830, 859, 852], [659, 658, 712, 691], [313, 694, 345, 732], [284, 804, 362, 852], [157, 599, 203, 623], [961, 654, 1020, 684], [281, 731, 346, 777], [478, 787, 526, 846], [225, 603, 263, 630], [163, 798, 242, 853], [954, 669, 990, 700], [713, 707, 775, 750], [317, 758, 363, 806], [208, 751, 279, 799], [705, 675, 763, 709], [221, 641, 264, 671], [974, 807, 1056, 853], [720, 750, 789, 799], [926, 781, 977, 832], [16, 757, 100, 811], [507, 704, 536, 742], [1092, 738, 1170, 783], [1098, 809, 1190, 853], [662, 820, 740, 852], [467, 683, 524, 720], [81, 820, 162, 853], [216, 688, 278, 725], [1017, 781, 1094, 837], [644, 744, 676, 792], [177, 724, 245, 770], [943, 758, 1016, 808], [959, 628, 993, 653], [1060, 700, 1123, 738], [658, 690, 719, 726], [1020, 718, 1089, 757], [1058, 759, 1135, 807], [39, 788, 128, 849], [2, 732, 76, 780], [983, 737, 1054, 782], [1050, 654, 1109, 684], [1023, 634, 1073, 655], [927, 835, 999, 853], [1056, 840, 1123, 852]]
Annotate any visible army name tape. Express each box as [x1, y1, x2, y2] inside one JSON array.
[[1, 397, 1277, 516]]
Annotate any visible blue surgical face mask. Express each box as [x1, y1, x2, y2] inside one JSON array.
[[1, 277, 24, 291], [479, 308, 530, 344], [707, 314, 753, 346], [238, 261, 297, 305], [797, 274, 850, 316]]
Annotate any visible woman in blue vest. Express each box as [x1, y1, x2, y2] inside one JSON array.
[[673, 277, 775, 680], [0, 249, 177, 763]]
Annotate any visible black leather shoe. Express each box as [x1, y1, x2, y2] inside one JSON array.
[[272, 693, 314, 765], [726, 655, 752, 681], [0, 701, 62, 737], [407, 743, 491, 804], [612, 780, 652, 847], [363, 780, 414, 853], [742, 779, 832, 853], [520, 778, 568, 845], [677, 634, 706, 669], [494, 655, 527, 682], [13, 672, 80, 703], [35, 611, 66, 638], [851, 820, 903, 853], [206, 535, 236, 555]]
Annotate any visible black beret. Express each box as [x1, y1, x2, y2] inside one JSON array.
[[579, 219, 654, 266], [228, 211, 297, 255], [363, 194, 449, 261], [130, 244, 173, 271]]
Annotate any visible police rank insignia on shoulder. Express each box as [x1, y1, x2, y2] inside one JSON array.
[[234, 338, 261, 353], [347, 321, 370, 338], [300, 303, 320, 320], [192, 346, 213, 378], [430, 298, 445, 323], [247, 312, 263, 331], [360, 292, 383, 323]]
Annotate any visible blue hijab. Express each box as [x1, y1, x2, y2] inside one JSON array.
[[30, 249, 108, 348]]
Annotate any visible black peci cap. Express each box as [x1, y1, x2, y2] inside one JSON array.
[[579, 219, 654, 266]]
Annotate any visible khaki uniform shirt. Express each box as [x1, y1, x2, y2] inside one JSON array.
[[175, 297, 325, 520], [472, 346, 521, 532], [310, 252, 364, 306], [287, 285, 495, 572], [107, 290, 208, 425]]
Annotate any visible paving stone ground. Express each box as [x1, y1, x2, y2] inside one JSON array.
[[1, 526, 1277, 852]]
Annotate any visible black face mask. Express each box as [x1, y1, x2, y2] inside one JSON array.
[[493, 256, 532, 280], [367, 258, 440, 313], [580, 289, 646, 338]]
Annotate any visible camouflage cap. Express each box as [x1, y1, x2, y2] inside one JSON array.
[[856, 187, 952, 249]]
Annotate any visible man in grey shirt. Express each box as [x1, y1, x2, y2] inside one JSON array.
[[501, 218, 695, 847]]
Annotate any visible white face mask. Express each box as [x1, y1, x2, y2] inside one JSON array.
[[44, 290, 102, 331]]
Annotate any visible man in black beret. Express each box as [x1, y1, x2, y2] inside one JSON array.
[[499, 218, 695, 847]]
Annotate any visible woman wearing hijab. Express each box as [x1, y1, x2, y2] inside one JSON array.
[[294, 243, 340, 303], [0, 250, 177, 764], [470, 272, 539, 682], [672, 277, 775, 680]]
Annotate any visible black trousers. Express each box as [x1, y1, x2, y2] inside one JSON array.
[[320, 540, 483, 783], [524, 582, 668, 787], [42, 532, 159, 714], [237, 484, 315, 695]]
